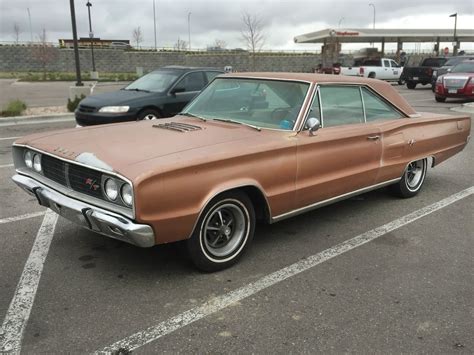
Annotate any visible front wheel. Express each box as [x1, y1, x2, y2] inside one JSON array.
[[390, 158, 427, 198], [186, 191, 255, 272], [406, 81, 416, 89]]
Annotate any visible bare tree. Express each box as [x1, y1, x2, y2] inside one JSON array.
[[214, 39, 227, 50], [32, 28, 57, 80], [241, 11, 265, 54], [174, 37, 188, 51], [132, 26, 143, 49], [13, 23, 21, 44]]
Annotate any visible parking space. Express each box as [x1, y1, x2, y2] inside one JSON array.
[[0, 86, 473, 353]]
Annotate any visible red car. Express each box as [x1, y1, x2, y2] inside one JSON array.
[[435, 60, 474, 102]]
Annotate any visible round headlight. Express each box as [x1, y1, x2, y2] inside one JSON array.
[[33, 154, 42, 172], [121, 184, 133, 206], [24, 151, 33, 168], [104, 178, 118, 200]]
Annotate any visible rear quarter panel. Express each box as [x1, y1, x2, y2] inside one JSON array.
[[375, 113, 471, 183]]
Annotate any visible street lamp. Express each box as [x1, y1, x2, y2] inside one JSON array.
[[449, 13, 458, 55], [188, 12, 191, 51], [369, 3, 375, 29], [69, 0, 82, 86], [86, 1, 96, 72], [338, 17, 344, 29]]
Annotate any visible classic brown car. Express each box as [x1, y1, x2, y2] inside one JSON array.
[[12, 73, 471, 271]]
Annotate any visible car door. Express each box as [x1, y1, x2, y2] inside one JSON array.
[[295, 85, 382, 209], [390, 60, 401, 80], [163, 71, 207, 115]]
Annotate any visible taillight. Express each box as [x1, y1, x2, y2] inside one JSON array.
[[359, 67, 364, 75]]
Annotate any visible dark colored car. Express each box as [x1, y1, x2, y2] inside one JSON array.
[[400, 57, 448, 89], [435, 60, 474, 102], [75, 66, 224, 126], [431, 55, 474, 91]]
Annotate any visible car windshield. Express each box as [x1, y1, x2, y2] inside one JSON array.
[[182, 78, 310, 131], [124, 70, 181, 92], [451, 62, 474, 73]]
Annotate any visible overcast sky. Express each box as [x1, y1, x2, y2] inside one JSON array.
[[0, 0, 473, 51]]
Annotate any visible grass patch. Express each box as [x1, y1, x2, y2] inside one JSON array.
[[1, 99, 27, 117], [67, 94, 86, 112]]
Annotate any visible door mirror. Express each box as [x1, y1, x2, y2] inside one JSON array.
[[307, 117, 320, 136], [170, 87, 186, 95]]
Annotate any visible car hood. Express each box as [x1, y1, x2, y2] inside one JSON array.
[[15, 116, 277, 181], [79, 89, 161, 107]]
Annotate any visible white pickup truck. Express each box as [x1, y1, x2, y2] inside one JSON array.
[[340, 58, 403, 82]]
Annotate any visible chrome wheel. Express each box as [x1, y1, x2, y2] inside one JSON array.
[[405, 160, 424, 191], [143, 113, 158, 120], [187, 192, 255, 271], [202, 202, 248, 259]]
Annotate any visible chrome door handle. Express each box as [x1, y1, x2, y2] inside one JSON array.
[[367, 135, 380, 140]]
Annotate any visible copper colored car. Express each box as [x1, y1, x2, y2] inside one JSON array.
[[12, 73, 471, 271]]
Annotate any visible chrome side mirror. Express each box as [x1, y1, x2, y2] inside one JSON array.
[[307, 117, 320, 136]]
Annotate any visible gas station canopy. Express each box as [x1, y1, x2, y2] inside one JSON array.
[[294, 28, 474, 44]]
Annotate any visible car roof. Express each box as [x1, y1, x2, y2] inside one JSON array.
[[221, 72, 417, 116], [159, 66, 224, 72]]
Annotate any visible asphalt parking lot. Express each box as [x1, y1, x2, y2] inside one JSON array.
[[0, 85, 473, 354]]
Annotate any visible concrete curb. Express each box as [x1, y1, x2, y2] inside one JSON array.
[[0, 113, 74, 124]]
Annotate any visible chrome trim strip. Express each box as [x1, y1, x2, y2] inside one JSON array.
[[271, 178, 401, 222], [13, 144, 135, 218]]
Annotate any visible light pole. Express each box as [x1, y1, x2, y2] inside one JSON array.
[[86, 1, 96, 72], [449, 13, 458, 55], [153, 0, 157, 51], [369, 3, 375, 47], [188, 12, 191, 51], [69, 0, 82, 86], [338, 17, 344, 29], [27, 8, 33, 42]]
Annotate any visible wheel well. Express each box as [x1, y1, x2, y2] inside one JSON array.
[[137, 106, 162, 117], [368, 72, 376, 78], [217, 186, 271, 223]]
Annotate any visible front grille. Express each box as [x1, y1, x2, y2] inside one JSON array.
[[444, 78, 468, 89], [41, 154, 104, 199], [42, 155, 67, 185], [69, 164, 103, 198], [78, 104, 96, 113]]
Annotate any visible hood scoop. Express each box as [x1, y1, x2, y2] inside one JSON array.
[[152, 122, 202, 133]]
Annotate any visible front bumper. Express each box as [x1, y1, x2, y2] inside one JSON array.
[[75, 110, 138, 126], [12, 174, 155, 247]]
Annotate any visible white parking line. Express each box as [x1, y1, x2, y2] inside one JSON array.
[[0, 137, 19, 141], [0, 211, 46, 225], [0, 210, 58, 353], [97, 186, 474, 353], [0, 163, 14, 169]]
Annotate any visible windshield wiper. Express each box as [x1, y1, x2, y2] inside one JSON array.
[[179, 112, 207, 121], [124, 88, 150, 93], [212, 118, 261, 131]]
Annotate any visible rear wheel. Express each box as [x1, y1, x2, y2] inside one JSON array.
[[137, 109, 161, 120], [406, 81, 416, 89], [368, 72, 376, 79], [186, 191, 255, 272], [390, 158, 427, 198], [435, 96, 446, 102]]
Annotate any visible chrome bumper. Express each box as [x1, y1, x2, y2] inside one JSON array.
[[12, 174, 155, 247]]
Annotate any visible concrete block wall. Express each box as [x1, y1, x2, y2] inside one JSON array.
[[0, 45, 320, 73]]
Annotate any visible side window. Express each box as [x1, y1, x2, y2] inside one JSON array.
[[383, 59, 390, 67], [176, 72, 206, 92], [390, 60, 400, 68], [361, 87, 404, 122], [205, 71, 220, 82], [319, 86, 364, 127]]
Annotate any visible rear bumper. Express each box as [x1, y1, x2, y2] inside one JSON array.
[[12, 174, 155, 247]]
